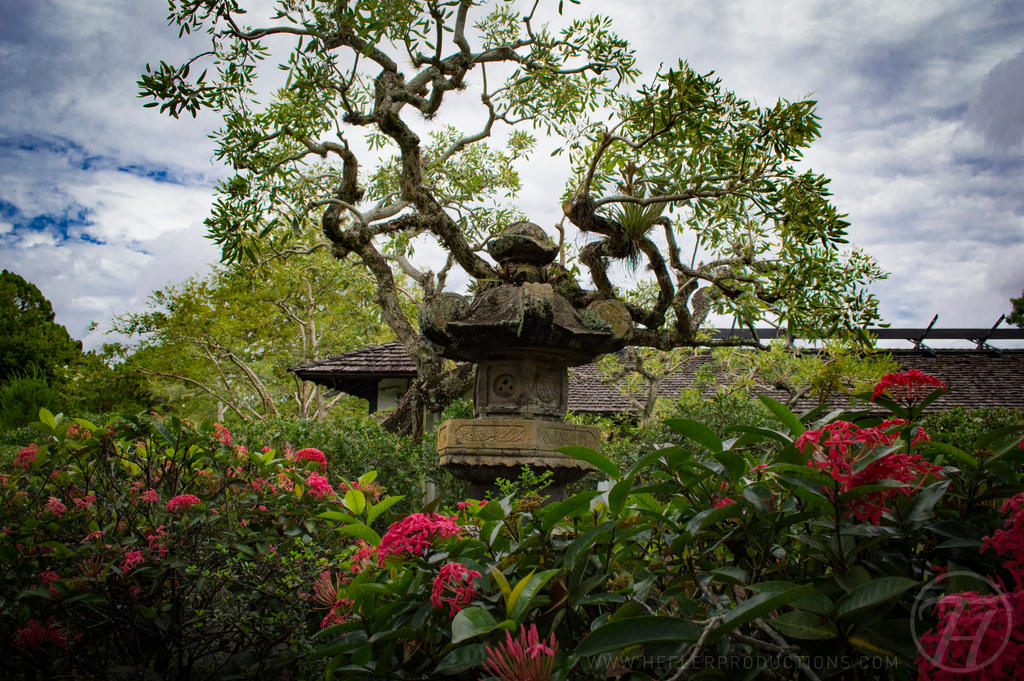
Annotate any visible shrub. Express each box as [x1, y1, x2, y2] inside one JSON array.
[[311, 374, 1024, 680], [230, 414, 464, 511], [0, 410, 406, 679], [0, 372, 63, 430]]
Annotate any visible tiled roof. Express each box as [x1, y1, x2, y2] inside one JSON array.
[[292, 343, 1024, 413], [291, 342, 418, 389]]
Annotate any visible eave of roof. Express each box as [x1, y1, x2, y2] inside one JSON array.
[[291, 343, 1024, 413]]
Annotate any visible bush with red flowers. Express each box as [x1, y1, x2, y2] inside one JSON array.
[[0, 410, 403, 679], [309, 370, 1024, 681]]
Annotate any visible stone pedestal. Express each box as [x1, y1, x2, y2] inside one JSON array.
[[437, 418, 599, 500]]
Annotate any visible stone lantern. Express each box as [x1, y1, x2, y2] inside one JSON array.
[[420, 222, 632, 500]]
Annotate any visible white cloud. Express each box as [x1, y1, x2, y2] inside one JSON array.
[[2, 0, 1024, 355]]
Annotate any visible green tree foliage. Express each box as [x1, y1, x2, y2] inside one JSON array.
[[0, 270, 82, 384], [140, 1, 886, 430], [111, 241, 393, 422], [1010, 289, 1023, 327]]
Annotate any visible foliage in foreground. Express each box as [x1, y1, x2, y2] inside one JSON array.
[[310, 372, 1024, 680], [3, 371, 1024, 680], [0, 412, 404, 679]]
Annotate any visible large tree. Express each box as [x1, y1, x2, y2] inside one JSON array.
[[141, 1, 884, 432], [0, 269, 82, 384], [111, 238, 392, 421]]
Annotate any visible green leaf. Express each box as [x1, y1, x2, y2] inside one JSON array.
[[925, 442, 977, 469], [835, 577, 918, 621], [509, 569, 559, 623], [757, 395, 805, 437], [608, 478, 633, 515], [711, 566, 748, 585], [976, 424, 1024, 450], [38, 407, 56, 429], [489, 566, 511, 604], [665, 418, 722, 453], [343, 489, 366, 515], [684, 503, 743, 536], [434, 643, 486, 674], [770, 611, 837, 640], [575, 616, 700, 657], [540, 491, 601, 532], [564, 520, 616, 569], [625, 445, 686, 479], [725, 425, 793, 446], [837, 480, 908, 503], [709, 584, 814, 642], [475, 500, 507, 522], [558, 446, 619, 479], [451, 607, 500, 644], [232, 542, 255, 557], [366, 495, 404, 524], [338, 522, 381, 546], [902, 480, 949, 525], [715, 451, 746, 482], [318, 510, 357, 523]]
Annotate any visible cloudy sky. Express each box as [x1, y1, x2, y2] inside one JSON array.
[[1, 0, 1022, 351]]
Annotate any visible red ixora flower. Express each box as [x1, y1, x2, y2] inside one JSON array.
[[483, 624, 559, 681], [306, 472, 333, 498], [165, 494, 201, 512], [320, 597, 355, 630], [872, 369, 946, 407], [45, 496, 67, 518], [13, 618, 68, 651], [916, 590, 1024, 681], [430, 562, 482, 616], [120, 549, 144, 573], [376, 513, 461, 566], [796, 420, 943, 524], [16, 443, 38, 469], [213, 423, 232, 446], [713, 496, 736, 509], [295, 448, 327, 469], [981, 492, 1024, 590]]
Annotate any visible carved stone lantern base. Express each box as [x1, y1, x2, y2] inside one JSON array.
[[437, 418, 599, 501]]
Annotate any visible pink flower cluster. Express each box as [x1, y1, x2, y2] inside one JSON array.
[[320, 597, 355, 630], [120, 549, 144, 573], [16, 443, 38, 469], [165, 494, 201, 512], [45, 496, 67, 518], [483, 624, 559, 681], [306, 472, 333, 498], [796, 420, 943, 524], [917, 589, 1024, 681], [13, 618, 67, 651], [981, 493, 1024, 589], [376, 513, 461, 566], [918, 493, 1024, 680], [295, 448, 327, 469], [872, 369, 946, 406], [147, 525, 169, 558], [66, 424, 90, 439], [72, 494, 96, 510], [430, 562, 482, 616], [213, 423, 232, 446], [139, 488, 159, 503]]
